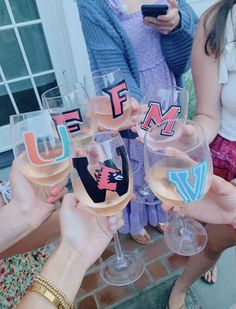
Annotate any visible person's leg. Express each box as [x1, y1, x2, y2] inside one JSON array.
[[168, 224, 235, 309], [155, 202, 169, 233]]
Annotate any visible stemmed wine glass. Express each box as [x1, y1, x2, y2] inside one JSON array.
[[83, 68, 140, 173], [144, 120, 213, 256], [83, 68, 133, 131], [41, 83, 97, 150], [135, 85, 189, 204], [10, 110, 71, 187], [70, 131, 145, 286]]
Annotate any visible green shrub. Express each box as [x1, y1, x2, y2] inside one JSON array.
[[183, 70, 196, 120]]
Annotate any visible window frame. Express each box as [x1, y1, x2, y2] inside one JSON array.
[[0, 0, 90, 152]]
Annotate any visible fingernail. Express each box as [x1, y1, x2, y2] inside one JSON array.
[[51, 187, 59, 195], [47, 197, 54, 203]]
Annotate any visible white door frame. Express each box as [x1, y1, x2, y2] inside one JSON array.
[[36, 0, 90, 85]]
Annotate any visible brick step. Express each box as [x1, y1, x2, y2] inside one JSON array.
[[112, 275, 203, 309]]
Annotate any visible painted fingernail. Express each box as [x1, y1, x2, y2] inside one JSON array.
[[47, 197, 54, 203], [51, 187, 59, 195]]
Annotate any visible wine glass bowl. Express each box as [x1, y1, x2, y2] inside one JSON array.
[[10, 110, 71, 187], [144, 120, 213, 256], [83, 68, 132, 131], [136, 85, 189, 142], [41, 83, 97, 149]]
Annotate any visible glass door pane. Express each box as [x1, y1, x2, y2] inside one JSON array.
[[9, 0, 40, 22], [0, 0, 58, 152], [0, 0, 11, 26]]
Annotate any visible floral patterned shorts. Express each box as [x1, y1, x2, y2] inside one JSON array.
[[0, 180, 49, 308], [0, 248, 49, 308]]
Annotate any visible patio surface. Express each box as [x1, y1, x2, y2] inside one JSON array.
[[74, 227, 236, 309]]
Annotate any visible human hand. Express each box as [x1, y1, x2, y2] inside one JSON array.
[[144, 0, 180, 35], [59, 193, 124, 270], [96, 97, 139, 132], [10, 160, 68, 229], [162, 175, 236, 226], [130, 103, 148, 143]]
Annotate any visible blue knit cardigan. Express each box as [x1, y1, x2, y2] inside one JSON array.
[[77, 0, 198, 101]]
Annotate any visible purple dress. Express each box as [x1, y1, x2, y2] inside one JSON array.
[[108, 0, 176, 235]]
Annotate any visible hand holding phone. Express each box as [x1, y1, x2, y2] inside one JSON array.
[[142, 1, 180, 35], [141, 4, 168, 19]]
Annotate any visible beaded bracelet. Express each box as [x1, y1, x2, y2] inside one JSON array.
[[30, 274, 74, 309]]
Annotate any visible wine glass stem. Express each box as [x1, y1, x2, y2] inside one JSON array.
[[114, 231, 124, 261], [179, 208, 193, 240], [113, 231, 128, 269], [180, 215, 187, 229], [179, 207, 186, 229]]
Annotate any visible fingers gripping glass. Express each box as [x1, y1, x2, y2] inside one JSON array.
[[41, 83, 97, 150], [135, 85, 189, 205], [71, 132, 145, 286], [10, 110, 72, 187], [144, 120, 213, 256]]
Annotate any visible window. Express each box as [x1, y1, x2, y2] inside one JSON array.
[[0, 0, 89, 152]]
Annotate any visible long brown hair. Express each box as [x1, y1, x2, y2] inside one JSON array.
[[204, 0, 236, 57]]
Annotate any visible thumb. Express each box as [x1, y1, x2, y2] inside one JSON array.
[[168, 0, 178, 9], [60, 193, 79, 212], [210, 175, 236, 197], [130, 97, 139, 113]]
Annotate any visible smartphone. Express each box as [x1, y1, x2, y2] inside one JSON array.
[[141, 4, 168, 18]]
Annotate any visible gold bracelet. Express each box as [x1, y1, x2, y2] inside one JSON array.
[[30, 282, 64, 308], [30, 274, 74, 309]]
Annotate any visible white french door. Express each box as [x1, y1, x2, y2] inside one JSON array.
[[0, 0, 89, 152]]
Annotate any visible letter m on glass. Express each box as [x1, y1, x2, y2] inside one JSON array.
[[168, 161, 208, 204], [141, 101, 181, 136]]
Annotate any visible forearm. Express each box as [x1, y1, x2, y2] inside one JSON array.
[[18, 243, 86, 308], [193, 114, 220, 144], [161, 2, 198, 75], [0, 211, 59, 259], [0, 202, 33, 253]]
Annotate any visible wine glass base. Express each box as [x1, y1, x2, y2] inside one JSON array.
[[134, 185, 159, 205], [100, 251, 145, 286], [164, 217, 208, 256]]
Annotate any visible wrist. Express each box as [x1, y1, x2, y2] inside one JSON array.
[[171, 12, 181, 33], [0, 201, 34, 252], [58, 241, 89, 272], [13, 199, 40, 230], [40, 241, 87, 301]]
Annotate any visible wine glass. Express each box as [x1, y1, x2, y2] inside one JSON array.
[[144, 120, 213, 256], [41, 83, 97, 150], [70, 131, 145, 286], [135, 85, 189, 204], [10, 110, 72, 187], [84, 68, 140, 173], [83, 68, 133, 131]]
